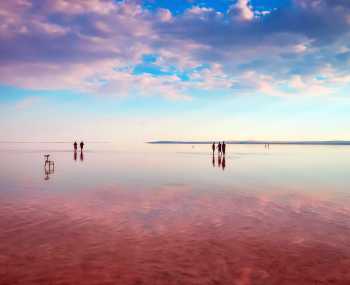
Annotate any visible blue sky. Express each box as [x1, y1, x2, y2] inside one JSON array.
[[0, 0, 350, 143]]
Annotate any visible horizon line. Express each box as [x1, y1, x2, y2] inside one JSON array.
[[148, 140, 350, 145], [0, 141, 112, 144]]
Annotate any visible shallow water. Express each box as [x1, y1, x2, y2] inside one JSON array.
[[1, 143, 350, 284]]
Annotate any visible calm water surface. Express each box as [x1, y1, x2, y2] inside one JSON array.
[[1, 143, 350, 284]]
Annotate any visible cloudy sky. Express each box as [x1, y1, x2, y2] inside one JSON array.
[[0, 0, 349, 144]]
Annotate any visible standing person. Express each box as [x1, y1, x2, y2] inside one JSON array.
[[212, 142, 216, 154], [218, 142, 222, 154], [80, 141, 84, 152], [73, 141, 77, 152], [222, 141, 226, 156]]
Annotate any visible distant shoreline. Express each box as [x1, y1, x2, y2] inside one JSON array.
[[148, 140, 350, 146]]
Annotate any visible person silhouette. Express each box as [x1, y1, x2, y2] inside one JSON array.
[[222, 156, 226, 170], [218, 142, 222, 154], [80, 141, 84, 151], [212, 142, 215, 154], [73, 141, 78, 152], [222, 141, 226, 156]]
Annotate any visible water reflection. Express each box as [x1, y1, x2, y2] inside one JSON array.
[[73, 150, 84, 162], [212, 154, 226, 171], [1, 183, 350, 284], [1, 145, 350, 284], [44, 167, 54, 180], [44, 163, 55, 180], [44, 154, 55, 180]]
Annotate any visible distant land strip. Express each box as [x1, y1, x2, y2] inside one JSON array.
[[148, 140, 350, 145]]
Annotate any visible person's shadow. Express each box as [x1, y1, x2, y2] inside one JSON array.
[[80, 151, 84, 162]]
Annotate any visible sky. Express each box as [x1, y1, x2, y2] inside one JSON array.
[[0, 0, 350, 145]]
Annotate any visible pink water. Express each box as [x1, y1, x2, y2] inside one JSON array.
[[0, 144, 350, 284]]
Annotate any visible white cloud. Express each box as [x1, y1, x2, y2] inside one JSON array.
[[228, 0, 254, 22], [0, 0, 350, 101], [157, 8, 172, 22]]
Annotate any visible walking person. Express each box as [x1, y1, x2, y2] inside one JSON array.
[[73, 141, 77, 152], [212, 142, 216, 154], [222, 141, 226, 156], [80, 141, 84, 152], [218, 142, 222, 155]]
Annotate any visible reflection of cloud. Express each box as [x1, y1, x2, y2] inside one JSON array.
[[1, 184, 350, 283]]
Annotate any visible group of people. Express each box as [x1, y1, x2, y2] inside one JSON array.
[[73, 141, 85, 161], [73, 141, 85, 152], [212, 141, 226, 155]]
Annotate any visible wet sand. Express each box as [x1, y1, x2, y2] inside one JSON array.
[[0, 145, 350, 284]]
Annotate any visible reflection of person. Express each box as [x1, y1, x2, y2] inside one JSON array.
[[212, 142, 215, 154], [218, 155, 222, 167], [80, 141, 84, 151], [74, 151, 77, 161], [73, 141, 77, 151], [222, 156, 226, 170], [80, 151, 84, 161], [212, 154, 215, 168]]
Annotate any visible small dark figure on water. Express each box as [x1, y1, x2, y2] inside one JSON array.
[[222, 141, 226, 156], [212, 142, 215, 154], [218, 154, 222, 167], [74, 151, 77, 161], [218, 142, 222, 154], [74, 141, 77, 151], [222, 156, 226, 170], [212, 154, 215, 168], [80, 141, 84, 151]]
